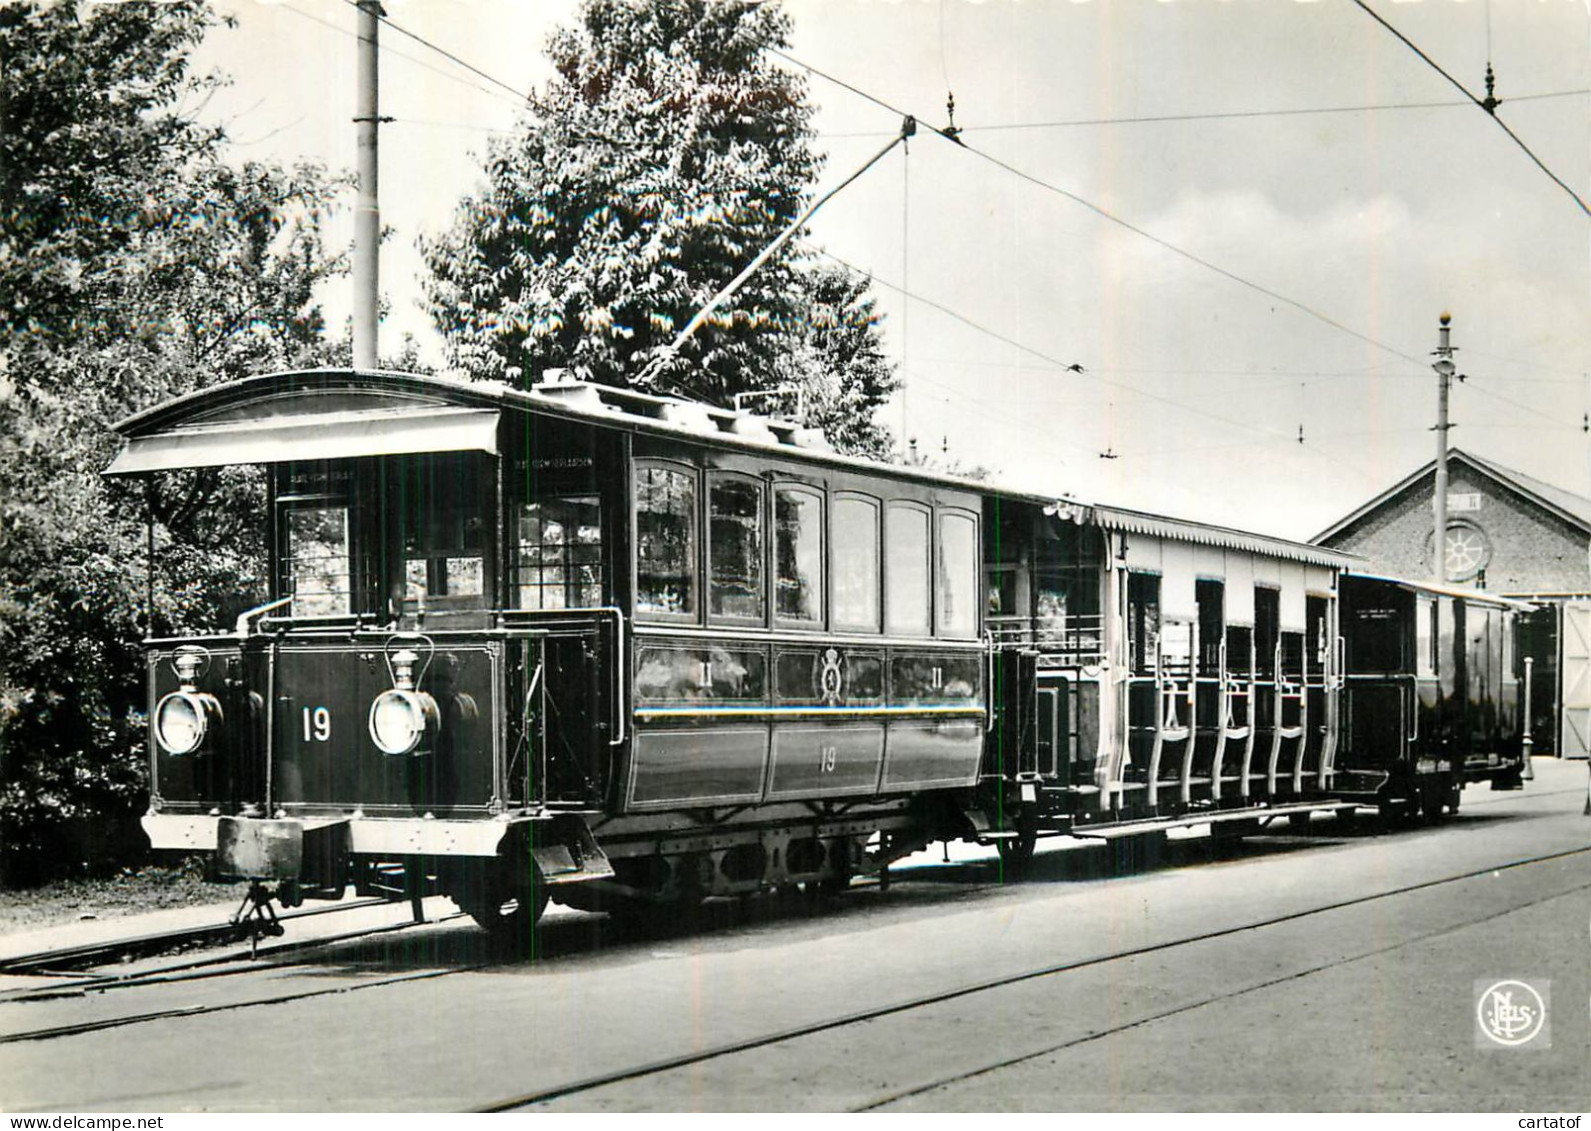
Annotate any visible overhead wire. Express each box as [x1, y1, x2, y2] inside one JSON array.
[[954, 88, 1591, 132], [1461, 381, 1581, 431], [769, 45, 1431, 371], [283, 2, 528, 112], [333, 0, 538, 109], [1348, 0, 1591, 217], [295, 4, 1581, 464], [811, 245, 1312, 452], [818, 88, 1591, 139], [777, 44, 1587, 449]]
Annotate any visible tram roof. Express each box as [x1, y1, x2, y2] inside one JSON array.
[[1081, 505, 1354, 570], [1343, 572, 1538, 611], [108, 368, 1356, 570]]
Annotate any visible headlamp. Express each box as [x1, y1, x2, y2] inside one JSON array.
[[368, 648, 439, 756], [154, 649, 223, 756]]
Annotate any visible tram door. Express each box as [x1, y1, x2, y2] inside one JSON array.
[[992, 649, 1039, 779], [1561, 602, 1591, 759], [510, 491, 612, 805], [510, 632, 611, 807]]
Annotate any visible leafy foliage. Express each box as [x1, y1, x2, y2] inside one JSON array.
[[423, 0, 898, 455], [0, 1, 346, 884]]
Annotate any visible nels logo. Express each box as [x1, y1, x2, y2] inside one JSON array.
[[1474, 979, 1549, 1048]]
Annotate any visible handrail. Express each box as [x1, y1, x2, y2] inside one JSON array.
[[987, 613, 1106, 667], [984, 632, 996, 735], [490, 604, 630, 746], [235, 596, 293, 638], [613, 607, 627, 746]]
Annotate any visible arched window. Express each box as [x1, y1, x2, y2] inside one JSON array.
[[635, 463, 697, 618], [774, 485, 824, 627], [708, 473, 765, 623], [886, 501, 931, 637], [833, 493, 881, 632], [936, 509, 978, 639]]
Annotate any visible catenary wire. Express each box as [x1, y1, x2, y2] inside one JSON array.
[[811, 244, 1325, 453], [335, 0, 538, 108], [282, 3, 527, 111], [770, 46, 1431, 371], [777, 46, 1584, 446], [956, 88, 1591, 132], [294, 5, 1577, 459], [1348, 0, 1591, 218]]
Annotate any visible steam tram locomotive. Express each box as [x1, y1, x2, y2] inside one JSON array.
[[107, 369, 1528, 935]]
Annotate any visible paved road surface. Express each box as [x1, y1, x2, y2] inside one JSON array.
[[3, 760, 1588, 1112]]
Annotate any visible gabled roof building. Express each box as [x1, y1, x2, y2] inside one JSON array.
[[1315, 448, 1591, 758], [1315, 448, 1591, 598]]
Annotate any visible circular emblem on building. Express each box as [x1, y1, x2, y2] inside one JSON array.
[[1476, 979, 1546, 1046], [1426, 519, 1491, 582]]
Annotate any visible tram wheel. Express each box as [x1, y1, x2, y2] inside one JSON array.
[[816, 873, 852, 897], [996, 805, 1039, 879], [996, 829, 1037, 877], [1376, 790, 1417, 830], [451, 862, 548, 945]]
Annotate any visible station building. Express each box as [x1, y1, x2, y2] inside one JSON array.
[[1315, 448, 1591, 757]]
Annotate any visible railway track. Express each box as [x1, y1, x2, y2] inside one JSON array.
[[0, 906, 469, 1006], [0, 896, 399, 978], [480, 839, 1591, 1111], [1, 785, 1577, 1058]]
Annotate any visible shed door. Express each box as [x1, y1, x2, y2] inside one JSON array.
[[1561, 602, 1591, 759]]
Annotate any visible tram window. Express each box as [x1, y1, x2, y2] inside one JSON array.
[[1436, 598, 1456, 696], [833, 493, 881, 632], [1226, 625, 1253, 677], [774, 485, 823, 627], [517, 496, 602, 610], [936, 510, 978, 639], [284, 505, 351, 616], [1429, 600, 1441, 675], [1416, 597, 1435, 678], [635, 465, 697, 618], [709, 476, 765, 622], [1348, 593, 1406, 674], [886, 501, 931, 636], [1254, 587, 1280, 677], [988, 567, 1018, 618], [1197, 579, 1224, 671], [1307, 595, 1329, 670], [395, 457, 486, 608], [1127, 573, 1160, 674]]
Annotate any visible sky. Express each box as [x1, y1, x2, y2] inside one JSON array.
[[193, 0, 1591, 542]]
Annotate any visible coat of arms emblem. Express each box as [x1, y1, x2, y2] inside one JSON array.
[[819, 648, 844, 705]]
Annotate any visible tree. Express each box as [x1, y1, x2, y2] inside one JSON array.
[[422, 0, 898, 453], [0, 1, 346, 884]]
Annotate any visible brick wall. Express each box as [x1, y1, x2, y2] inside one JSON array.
[[1322, 464, 1591, 594]]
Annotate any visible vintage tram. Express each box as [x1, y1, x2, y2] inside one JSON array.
[[106, 368, 1529, 935], [1335, 573, 1529, 819]]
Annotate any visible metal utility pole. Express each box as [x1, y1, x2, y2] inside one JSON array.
[[353, 1, 382, 371], [1432, 312, 1457, 583]]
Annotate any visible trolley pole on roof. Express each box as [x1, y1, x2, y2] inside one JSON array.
[[1432, 312, 1457, 583], [352, 1, 383, 371]]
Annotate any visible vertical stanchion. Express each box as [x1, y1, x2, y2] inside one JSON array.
[[1522, 655, 1535, 782], [352, 0, 381, 370]]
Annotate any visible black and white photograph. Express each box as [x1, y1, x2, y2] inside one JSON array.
[[1, 0, 1589, 1114]]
